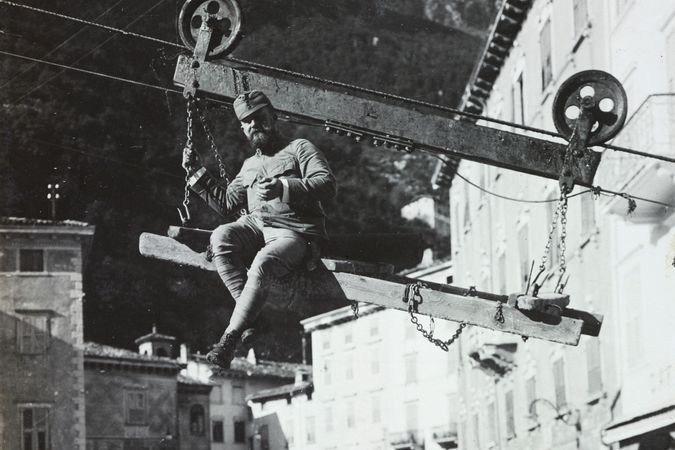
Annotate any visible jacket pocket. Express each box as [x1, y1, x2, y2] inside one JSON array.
[[267, 157, 297, 178]]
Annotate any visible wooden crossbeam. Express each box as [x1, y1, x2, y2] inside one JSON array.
[[139, 231, 602, 346], [174, 55, 601, 186]]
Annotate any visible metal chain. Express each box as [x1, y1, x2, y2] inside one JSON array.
[[494, 300, 505, 324], [558, 194, 568, 275], [404, 282, 467, 352], [193, 97, 230, 183], [181, 96, 195, 223], [350, 300, 359, 319]]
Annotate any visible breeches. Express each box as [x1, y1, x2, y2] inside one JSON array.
[[210, 215, 308, 302]]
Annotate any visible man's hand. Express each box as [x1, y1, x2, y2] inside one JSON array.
[[257, 177, 283, 201], [182, 146, 198, 174]]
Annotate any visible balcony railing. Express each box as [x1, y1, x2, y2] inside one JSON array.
[[594, 93, 675, 219]]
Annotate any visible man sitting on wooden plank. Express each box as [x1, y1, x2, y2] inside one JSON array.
[[182, 90, 337, 369]]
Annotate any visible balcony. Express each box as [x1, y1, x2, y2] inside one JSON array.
[[431, 424, 459, 449], [387, 430, 421, 450], [469, 342, 518, 377], [595, 94, 675, 222]]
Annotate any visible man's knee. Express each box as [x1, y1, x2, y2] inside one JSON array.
[[210, 223, 241, 257], [249, 254, 293, 281]]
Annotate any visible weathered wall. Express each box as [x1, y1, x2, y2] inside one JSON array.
[[85, 368, 179, 450], [0, 229, 89, 450]]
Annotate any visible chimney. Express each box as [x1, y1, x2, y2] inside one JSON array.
[[179, 343, 189, 364]]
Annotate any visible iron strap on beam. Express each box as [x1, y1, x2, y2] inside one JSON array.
[[173, 56, 601, 186]]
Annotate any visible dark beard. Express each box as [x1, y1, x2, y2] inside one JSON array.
[[249, 129, 280, 155]]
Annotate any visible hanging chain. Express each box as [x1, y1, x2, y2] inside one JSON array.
[[179, 95, 196, 225], [404, 282, 467, 352], [349, 300, 359, 319], [193, 97, 230, 183], [494, 300, 505, 324]]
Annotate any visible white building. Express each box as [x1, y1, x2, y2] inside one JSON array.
[[432, 0, 675, 449]]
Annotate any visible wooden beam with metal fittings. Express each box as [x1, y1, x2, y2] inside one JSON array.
[[139, 231, 603, 346], [173, 55, 601, 186]]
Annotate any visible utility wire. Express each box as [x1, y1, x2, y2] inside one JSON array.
[[425, 151, 673, 208], [0, 0, 127, 91], [1, 48, 672, 211], [10, 0, 170, 104], [2, 0, 675, 166]]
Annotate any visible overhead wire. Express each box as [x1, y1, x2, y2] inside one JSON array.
[[423, 151, 673, 209], [1, 47, 672, 211], [2, 0, 675, 166], [9, 0, 171, 104], [1, 1, 673, 211], [0, 0, 127, 91]]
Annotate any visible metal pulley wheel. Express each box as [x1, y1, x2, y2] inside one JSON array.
[[552, 70, 628, 146], [178, 0, 243, 58]]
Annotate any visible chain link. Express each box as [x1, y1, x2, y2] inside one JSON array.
[[350, 300, 359, 319], [192, 98, 230, 183], [180, 96, 196, 223], [494, 300, 505, 324], [404, 282, 467, 352]]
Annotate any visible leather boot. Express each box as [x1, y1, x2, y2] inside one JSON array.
[[206, 331, 240, 369]]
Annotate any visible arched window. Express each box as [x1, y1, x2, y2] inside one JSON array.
[[190, 404, 205, 435]]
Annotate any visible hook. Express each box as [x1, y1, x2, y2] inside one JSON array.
[[177, 205, 191, 226]]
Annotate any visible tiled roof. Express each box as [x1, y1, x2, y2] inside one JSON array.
[[84, 342, 180, 368], [178, 373, 216, 386], [247, 381, 314, 403], [197, 354, 307, 380], [134, 332, 177, 345], [0, 216, 91, 227]]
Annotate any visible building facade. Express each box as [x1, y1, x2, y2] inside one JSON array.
[[0, 217, 94, 450], [439, 1, 675, 449], [182, 348, 305, 450]]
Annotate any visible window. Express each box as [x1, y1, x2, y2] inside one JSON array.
[[525, 376, 536, 412], [17, 313, 50, 354], [573, 0, 588, 39], [505, 390, 516, 438], [581, 194, 595, 236], [325, 404, 334, 432], [511, 72, 525, 124], [211, 386, 223, 404], [498, 252, 507, 294], [518, 224, 530, 290], [586, 339, 603, 395], [369, 318, 379, 337], [125, 391, 146, 425], [553, 358, 567, 409], [345, 358, 354, 380], [540, 18, 553, 90], [45, 250, 79, 272], [190, 405, 205, 435], [344, 328, 353, 345], [472, 413, 481, 449], [212, 419, 224, 443], [259, 424, 270, 450], [322, 330, 331, 350], [0, 248, 17, 271], [305, 416, 315, 444], [623, 268, 643, 363], [371, 395, 381, 424], [20, 406, 49, 450], [234, 420, 246, 443], [19, 249, 44, 272], [486, 401, 497, 444], [370, 349, 380, 375], [404, 354, 417, 384], [346, 400, 355, 429], [405, 401, 418, 432], [324, 360, 332, 385], [232, 385, 245, 405]]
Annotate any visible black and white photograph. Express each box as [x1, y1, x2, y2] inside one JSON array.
[[1, 0, 674, 449]]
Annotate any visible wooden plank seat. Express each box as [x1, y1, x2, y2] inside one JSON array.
[[138, 227, 602, 346]]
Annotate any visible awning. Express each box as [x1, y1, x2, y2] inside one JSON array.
[[602, 405, 675, 444]]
